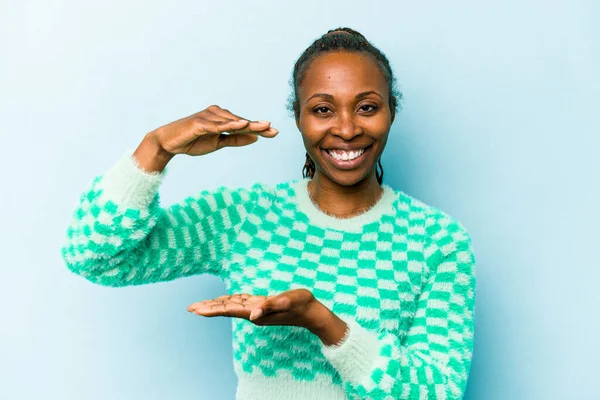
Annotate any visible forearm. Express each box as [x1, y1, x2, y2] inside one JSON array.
[[310, 313, 471, 399]]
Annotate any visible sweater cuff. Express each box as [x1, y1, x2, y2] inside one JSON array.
[[96, 148, 168, 209], [320, 317, 381, 385]]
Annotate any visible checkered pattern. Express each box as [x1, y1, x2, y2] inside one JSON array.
[[61, 151, 263, 286], [61, 151, 476, 400]]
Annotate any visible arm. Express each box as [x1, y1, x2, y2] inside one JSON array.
[[319, 217, 477, 399], [60, 148, 261, 287]]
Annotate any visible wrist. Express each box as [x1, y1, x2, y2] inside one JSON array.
[[134, 132, 174, 173], [306, 301, 348, 346]]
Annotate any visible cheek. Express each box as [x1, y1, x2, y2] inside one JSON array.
[[299, 118, 328, 146], [300, 112, 391, 151], [364, 112, 392, 134]]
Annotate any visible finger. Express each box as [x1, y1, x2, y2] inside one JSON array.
[[208, 107, 264, 127], [193, 302, 228, 317], [221, 302, 234, 317], [189, 294, 267, 313], [217, 133, 259, 149], [237, 295, 269, 308], [264, 295, 292, 313], [210, 109, 276, 135], [249, 308, 264, 321], [248, 311, 293, 326], [203, 110, 273, 137], [228, 293, 253, 300], [187, 300, 212, 311], [205, 107, 273, 131], [227, 126, 279, 139], [204, 109, 231, 122], [187, 300, 221, 312], [208, 107, 248, 121], [197, 118, 249, 135], [193, 301, 247, 318], [253, 126, 279, 138], [202, 119, 277, 138], [224, 294, 254, 305], [226, 120, 274, 135], [187, 295, 233, 311]]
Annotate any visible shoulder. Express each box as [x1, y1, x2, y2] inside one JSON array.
[[390, 187, 474, 252], [390, 190, 476, 284]]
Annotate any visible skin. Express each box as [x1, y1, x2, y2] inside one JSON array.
[[297, 50, 396, 219], [187, 289, 345, 345], [186, 50, 396, 346]]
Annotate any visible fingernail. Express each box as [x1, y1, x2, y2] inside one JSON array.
[[258, 120, 270, 124]]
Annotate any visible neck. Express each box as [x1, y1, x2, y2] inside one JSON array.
[[308, 171, 383, 219]]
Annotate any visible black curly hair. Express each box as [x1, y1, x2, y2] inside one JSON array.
[[286, 27, 402, 185]]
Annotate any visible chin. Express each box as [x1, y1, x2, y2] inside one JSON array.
[[320, 168, 373, 187]]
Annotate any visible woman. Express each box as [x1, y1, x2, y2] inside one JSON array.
[[62, 27, 477, 400]]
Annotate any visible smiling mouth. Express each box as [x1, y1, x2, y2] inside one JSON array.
[[321, 145, 373, 169]]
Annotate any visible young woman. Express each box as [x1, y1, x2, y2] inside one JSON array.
[[62, 27, 477, 400]]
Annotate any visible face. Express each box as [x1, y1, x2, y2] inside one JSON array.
[[296, 51, 395, 187]]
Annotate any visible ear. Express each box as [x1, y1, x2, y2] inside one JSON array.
[[389, 95, 397, 124], [293, 100, 301, 129]]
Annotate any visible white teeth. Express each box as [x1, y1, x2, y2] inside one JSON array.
[[326, 148, 365, 161]]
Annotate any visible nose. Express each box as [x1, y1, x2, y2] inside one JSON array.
[[330, 111, 362, 140]]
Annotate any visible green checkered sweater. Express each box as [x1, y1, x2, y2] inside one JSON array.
[[61, 150, 477, 400]]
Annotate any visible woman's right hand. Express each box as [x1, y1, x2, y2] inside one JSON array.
[[134, 105, 279, 172], [148, 105, 279, 157]]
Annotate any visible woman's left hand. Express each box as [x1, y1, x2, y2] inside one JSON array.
[[187, 288, 327, 331], [188, 288, 349, 346]]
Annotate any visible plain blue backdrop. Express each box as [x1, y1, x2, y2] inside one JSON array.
[[1, 0, 598, 399]]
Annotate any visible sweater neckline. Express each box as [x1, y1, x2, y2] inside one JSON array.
[[291, 178, 397, 232]]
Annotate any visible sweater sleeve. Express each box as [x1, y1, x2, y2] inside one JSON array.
[[320, 216, 477, 400], [60, 149, 261, 287]]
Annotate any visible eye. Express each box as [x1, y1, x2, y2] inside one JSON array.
[[313, 106, 332, 115], [359, 104, 378, 113]]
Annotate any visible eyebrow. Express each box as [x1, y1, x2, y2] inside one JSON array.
[[305, 90, 383, 104]]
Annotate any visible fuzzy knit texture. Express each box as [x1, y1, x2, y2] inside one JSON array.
[[61, 149, 477, 400]]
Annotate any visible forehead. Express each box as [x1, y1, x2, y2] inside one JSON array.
[[299, 51, 387, 98]]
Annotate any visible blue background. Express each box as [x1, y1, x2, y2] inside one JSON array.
[[1, 0, 598, 399]]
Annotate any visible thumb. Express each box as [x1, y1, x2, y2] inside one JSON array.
[[249, 295, 291, 321], [217, 133, 259, 149]]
